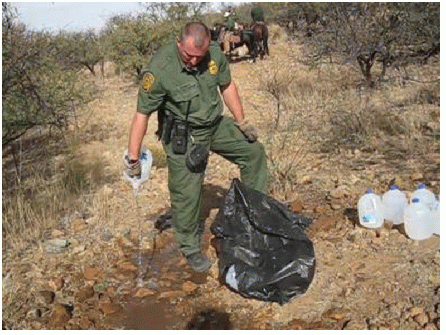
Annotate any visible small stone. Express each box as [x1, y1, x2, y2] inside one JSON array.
[[117, 261, 138, 275], [408, 306, 425, 318], [48, 304, 72, 329], [71, 217, 87, 233], [330, 198, 343, 210], [323, 307, 350, 320], [300, 175, 312, 184], [26, 308, 42, 319], [72, 245, 86, 254], [414, 312, 429, 327], [74, 286, 94, 302], [44, 239, 69, 254], [98, 302, 122, 315], [51, 229, 65, 237], [330, 185, 349, 199], [182, 281, 198, 294], [38, 290, 55, 304], [289, 199, 305, 213], [411, 172, 424, 181], [344, 318, 368, 330], [158, 290, 185, 300], [424, 323, 438, 330], [133, 287, 156, 298], [83, 267, 102, 280], [49, 277, 65, 291]]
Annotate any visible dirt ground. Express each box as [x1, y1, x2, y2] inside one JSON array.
[[2, 37, 440, 330]]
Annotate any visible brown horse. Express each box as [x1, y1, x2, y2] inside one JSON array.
[[250, 23, 269, 60]]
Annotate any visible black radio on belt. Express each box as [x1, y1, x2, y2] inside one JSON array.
[[172, 121, 188, 154]]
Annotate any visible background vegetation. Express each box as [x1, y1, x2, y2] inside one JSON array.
[[2, 2, 440, 250]]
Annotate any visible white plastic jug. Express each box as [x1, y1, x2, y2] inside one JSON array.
[[357, 189, 384, 229], [410, 184, 436, 209], [403, 198, 432, 240], [123, 149, 153, 191], [382, 185, 408, 225]]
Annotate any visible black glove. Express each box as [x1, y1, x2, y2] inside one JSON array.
[[124, 155, 141, 178], [235, 119, 258, 143]]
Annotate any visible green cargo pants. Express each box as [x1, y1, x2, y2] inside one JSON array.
[[163, 116, 269, 256]]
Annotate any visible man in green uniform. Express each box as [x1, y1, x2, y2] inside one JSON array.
[[251, 5, 265, 23], [223, 6, 238, 56], [124, 22, 269, 272]]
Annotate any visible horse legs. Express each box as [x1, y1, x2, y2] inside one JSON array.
[[264, 37, 269, 57]]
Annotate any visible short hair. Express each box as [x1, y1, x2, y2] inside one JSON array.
[[179, 21, 211, 48]]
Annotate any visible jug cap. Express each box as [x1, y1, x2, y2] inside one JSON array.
[[365, 189, 373, 194], [417, 184, 426, 189], [389, 185, 399, 190]]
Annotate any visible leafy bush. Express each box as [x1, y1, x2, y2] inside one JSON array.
[[2, 15, 96, 145]]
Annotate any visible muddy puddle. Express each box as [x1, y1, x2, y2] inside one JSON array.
[[110, 232, 214, 329]]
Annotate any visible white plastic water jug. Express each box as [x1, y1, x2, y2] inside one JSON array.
[[123, 149, 153, 191], [382, 185, 408, 225], [357, 189, 384, 229], [404, 198, 433, 240], [410, 184, 436, 209]]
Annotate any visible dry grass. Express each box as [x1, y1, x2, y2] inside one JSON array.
[[253, 25, 439, 197]]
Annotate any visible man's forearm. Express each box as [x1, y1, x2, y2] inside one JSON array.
[[220, 81, 245, 123], [128, 111, 149, 160]]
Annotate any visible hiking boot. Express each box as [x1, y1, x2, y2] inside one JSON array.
[[186, 252, 211, 272]]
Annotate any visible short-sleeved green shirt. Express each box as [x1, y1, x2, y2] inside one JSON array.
[[137, 41, 231, 127]]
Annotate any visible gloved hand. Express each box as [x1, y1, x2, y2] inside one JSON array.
[[235, 119, 258, 143], [124, 155, 141, 179]]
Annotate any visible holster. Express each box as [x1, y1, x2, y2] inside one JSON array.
[[159, 111, 174, 145]]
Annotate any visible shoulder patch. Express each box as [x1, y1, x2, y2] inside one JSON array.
[[208, 60, 219, 75], [141, 72, 155, 91]]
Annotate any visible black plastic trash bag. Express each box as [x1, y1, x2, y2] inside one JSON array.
[[210, 179, 316, 304]]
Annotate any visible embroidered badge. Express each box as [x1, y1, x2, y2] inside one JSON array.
[[208, 60, 219, 75], [141, 72, 155, 91]]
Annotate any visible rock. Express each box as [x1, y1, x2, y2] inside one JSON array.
[[51, 229, 65, 237], [83, 267, 102, 280], [98, 302, 122, 315], [159, 290, 185, 300], [330, 198, 344, 210], [44, 239, 69, 254], [289, 199, 305, 213], [49, 277, 64, 291], [182, 281, 198, 294], [26, 308, 42, 319], [116, 261, 138, 275], [330, 185, 350, 199], [74, 286, 95, 302], [38, 290, 55, 304], [133, 287, 156, 298], [72, 245, 86, 254], [407, 306, 425, 318], [285, 319, 307, 330], [414, 312, 429, 327], [344, 318, 368, 330], [411, 172, 424, 181], [48, 304, 72, 329], [322, 307, 350, 320], [71, 217, 87, 233], [300, 175, 312, 184]]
